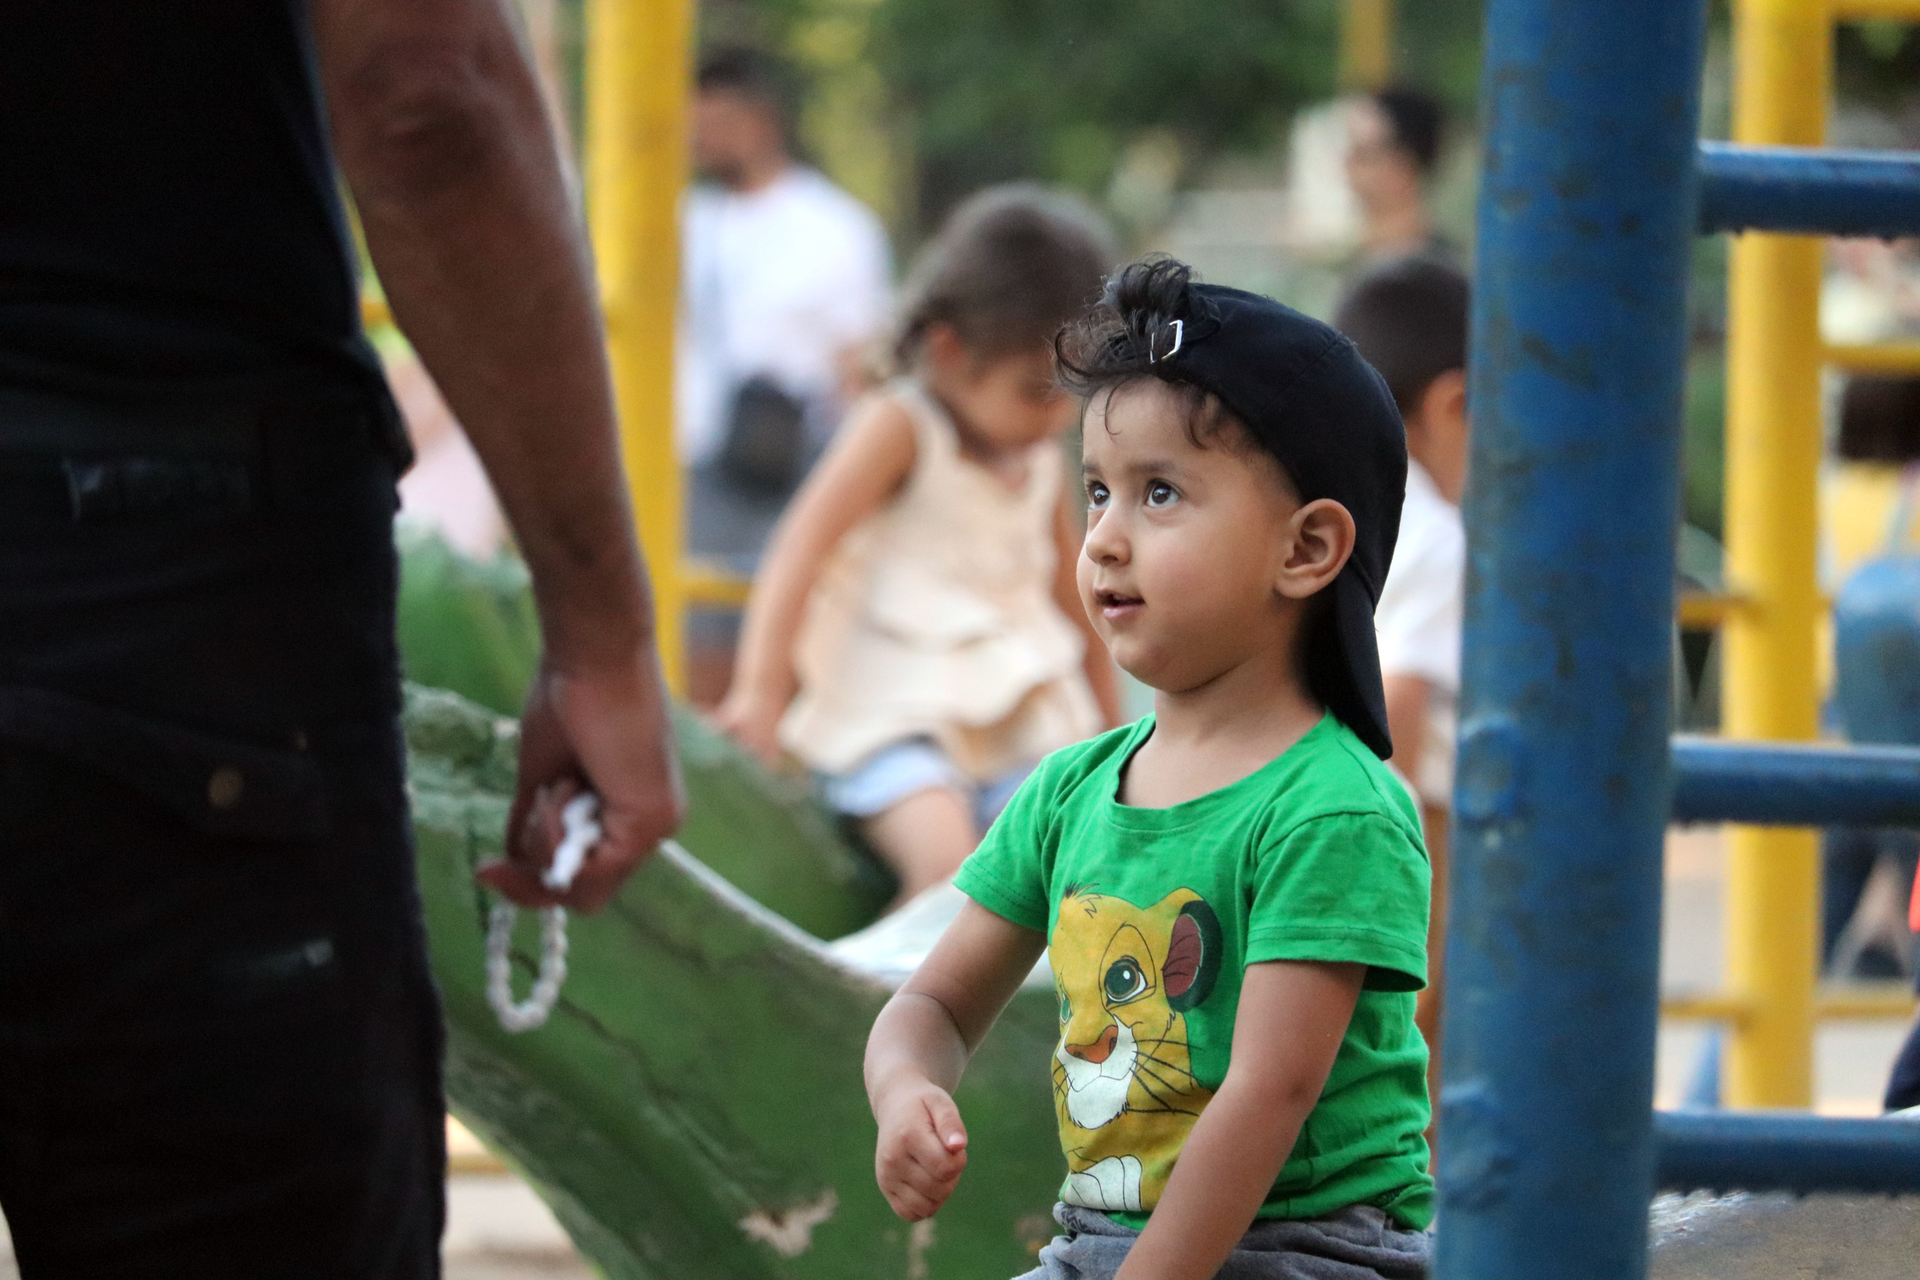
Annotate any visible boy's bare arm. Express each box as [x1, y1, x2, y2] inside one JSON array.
[[715, 396, 917, 760], [867, 901, 1046, 1222], [1113, 960, 1365, 1280], [1054, 493, 1123, 728]]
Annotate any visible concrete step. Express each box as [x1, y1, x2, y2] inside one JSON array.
[[1650, 1191, 1920, 1279]]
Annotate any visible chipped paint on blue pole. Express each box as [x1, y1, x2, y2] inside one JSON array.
[[1439, 2, 1708, 1278]]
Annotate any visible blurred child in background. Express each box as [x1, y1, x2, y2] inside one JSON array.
[[717, 186, 1123, 905], [1334, 256, 1470, 1088], [1820, 373, 1920, 1111], [1821, 375, 1920, 983]]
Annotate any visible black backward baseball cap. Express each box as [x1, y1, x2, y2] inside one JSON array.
[[1160, 283, 1408, 759]]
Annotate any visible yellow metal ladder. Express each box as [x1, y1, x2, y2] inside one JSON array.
[[1681, 0, 1920, 1108]]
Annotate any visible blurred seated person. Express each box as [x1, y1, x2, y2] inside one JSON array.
[[1344, 86, 1453, 266], [678, 46, 892, 701], [1822, 375, 1920, 981]]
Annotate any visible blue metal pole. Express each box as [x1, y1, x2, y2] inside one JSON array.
[[1442, 2, 1708, 1278], [1698, 142, 1920, 238], [1656, 1112, 1920, 1195], [1671, 736, 1920, 827]]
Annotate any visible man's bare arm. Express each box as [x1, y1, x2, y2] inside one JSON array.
[[312, 0, 683, 909]]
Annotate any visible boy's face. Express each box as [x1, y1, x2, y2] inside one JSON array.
[[1077, 381, 1319, 693]]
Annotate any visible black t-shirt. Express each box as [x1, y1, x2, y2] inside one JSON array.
[[0, 0, 386, 407]]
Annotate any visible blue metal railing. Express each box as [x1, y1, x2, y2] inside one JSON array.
[[1657, 1112, 1920, 1195], [1448, 3, 1920, 1278], [1698, 142, 1920, 238], [1671, 738, 1920, 826]]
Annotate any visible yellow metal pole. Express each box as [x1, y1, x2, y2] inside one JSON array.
[[585, 0, 693, 695], [1832, 0, 1920, 19], [1720, 0, 1831, 1109], [1827, 342, 1920, 375], [1340, 0, 1394, 91]]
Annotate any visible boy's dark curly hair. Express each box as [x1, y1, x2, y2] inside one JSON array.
[[1055, 257, 1243, 450]]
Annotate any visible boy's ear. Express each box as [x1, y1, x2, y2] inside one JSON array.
[[1275, 499, 1357, 601]]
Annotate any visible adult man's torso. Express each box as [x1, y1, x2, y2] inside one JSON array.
[[0, 0, 381, 405]]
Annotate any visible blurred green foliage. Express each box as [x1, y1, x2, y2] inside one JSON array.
[[1685, 234, 1730, 540], [1837, 19, 1920, 109], [873, 0, 1344, 224]]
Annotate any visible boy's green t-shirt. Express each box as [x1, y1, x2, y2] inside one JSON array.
[[954, 713, 1434, 1231]]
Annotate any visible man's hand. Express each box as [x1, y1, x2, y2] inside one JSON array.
[[872, 1077, 969, 1222], [477, 651, 685, 912]]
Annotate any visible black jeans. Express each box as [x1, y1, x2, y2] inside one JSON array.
[[0, 388, 444, 1278]]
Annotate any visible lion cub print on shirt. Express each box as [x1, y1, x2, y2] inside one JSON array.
[[1050, 887, 1222, 1213]]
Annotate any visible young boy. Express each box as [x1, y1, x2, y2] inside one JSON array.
[[1332, 257, 1470, 1077], [864, 258, 1433, 1280]]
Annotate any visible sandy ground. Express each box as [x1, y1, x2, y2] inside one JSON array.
[[0, 1166, 589, 1280], [441, 1172, 592, 1280], [0, 826, 1908, 1277]]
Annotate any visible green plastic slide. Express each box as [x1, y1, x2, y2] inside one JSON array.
[[398, 532, 1064, 1278]]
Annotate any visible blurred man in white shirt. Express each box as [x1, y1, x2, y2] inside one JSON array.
[[678, 47, 891, 561], [677, 47, 892, 702]]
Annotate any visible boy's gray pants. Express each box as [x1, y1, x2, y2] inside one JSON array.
[[1014, 1204, 1432, 1280]]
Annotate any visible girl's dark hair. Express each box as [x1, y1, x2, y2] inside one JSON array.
[[1055, 257, 1239, 446], [891, 185, 1117, 372]]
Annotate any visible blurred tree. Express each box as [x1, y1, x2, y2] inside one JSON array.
[[1837, 18, 1920, 117], [874, 0, 1342, 229]]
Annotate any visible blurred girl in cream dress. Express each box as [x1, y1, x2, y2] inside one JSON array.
[[717, 186, 1122, 903]]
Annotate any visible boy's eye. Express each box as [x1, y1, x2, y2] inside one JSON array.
[[1145, 481, 1177, 507], [1086, 481, 1110, 508]]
